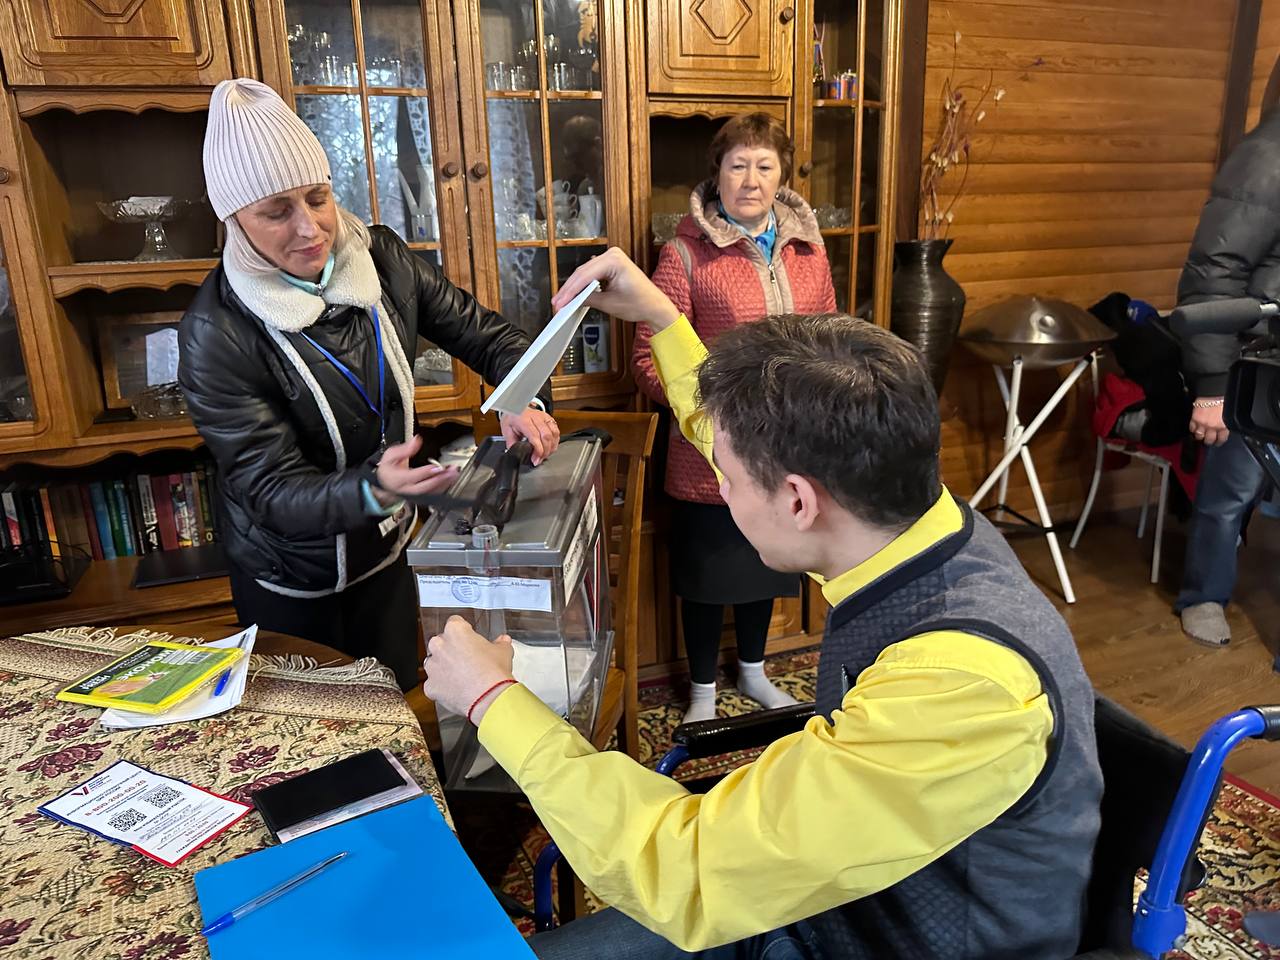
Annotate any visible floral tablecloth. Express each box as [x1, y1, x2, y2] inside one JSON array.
[[0, 626, 447, 960]]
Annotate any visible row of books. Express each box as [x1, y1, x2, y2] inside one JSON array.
[[1, 464, 222, 560]]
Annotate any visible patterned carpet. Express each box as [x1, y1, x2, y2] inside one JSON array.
[[454, 647, 1280, 958]]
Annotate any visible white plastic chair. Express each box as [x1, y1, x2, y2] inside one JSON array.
[[1069, 356, 1173, 584]]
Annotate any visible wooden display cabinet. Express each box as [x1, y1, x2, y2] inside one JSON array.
[[0, 84, 72, 458], [255, 0, 485, 417], [450, 0, 635, 405], [0, 0, 234, 88], [256, 0, 636, 414], [646, 0, 796, 98], [793, 0, 901, 325]]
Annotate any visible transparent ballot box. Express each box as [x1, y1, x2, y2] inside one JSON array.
[[406, 435, 612, 793]]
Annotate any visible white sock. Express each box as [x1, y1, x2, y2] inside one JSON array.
[[737, 660, 798, 710], [683, 681, 717, 724]]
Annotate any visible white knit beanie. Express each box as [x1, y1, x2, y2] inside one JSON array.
[[203, 78, 331, 221]]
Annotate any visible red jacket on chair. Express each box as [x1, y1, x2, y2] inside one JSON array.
[[1094, 371, 1203, 502], [632, 181, 837, 504]]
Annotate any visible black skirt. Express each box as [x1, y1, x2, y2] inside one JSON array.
[[669, 500, 801, 605]]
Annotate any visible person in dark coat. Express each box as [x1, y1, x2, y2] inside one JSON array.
[[178, 79, 558, 687], [1172, 107, 1280, 645]]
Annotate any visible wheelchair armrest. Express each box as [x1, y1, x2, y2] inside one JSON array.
[[672, 702, 817, 759]]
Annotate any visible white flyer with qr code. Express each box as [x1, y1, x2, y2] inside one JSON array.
[[38, 759, 251, 866]]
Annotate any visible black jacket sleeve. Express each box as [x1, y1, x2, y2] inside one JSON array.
[[1177, 198, 1280, 395], [1176, 134, 1280, 397], [374, 230, 552, 409], [178, 312, 374, 539]]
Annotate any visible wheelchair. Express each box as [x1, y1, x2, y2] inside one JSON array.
[[532, 696, 1280, 958]]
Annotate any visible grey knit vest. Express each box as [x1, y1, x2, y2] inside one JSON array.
[[806, 502, 1103, 959]]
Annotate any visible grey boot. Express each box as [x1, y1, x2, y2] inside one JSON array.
[[1180, 602, 1231, 647]]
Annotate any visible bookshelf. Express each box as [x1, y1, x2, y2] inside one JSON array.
[[1, 450, 230, 628]]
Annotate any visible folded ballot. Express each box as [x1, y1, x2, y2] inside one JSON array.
[[481, 280, 599, 416]]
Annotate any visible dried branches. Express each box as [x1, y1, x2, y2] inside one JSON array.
[[919, 31, 1004, 241]]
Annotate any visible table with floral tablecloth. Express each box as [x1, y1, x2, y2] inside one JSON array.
[[0, 625, 447, 960]]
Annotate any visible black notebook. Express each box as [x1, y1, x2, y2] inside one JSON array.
[[132, 543, 228, 589], [252, 749, 421, 842]]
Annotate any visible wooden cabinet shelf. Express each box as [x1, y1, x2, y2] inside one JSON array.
[[80, 418, 200, 446], [0, 555, 233, 637], [293, 85, 431, 97], [14, 90, 214, 117], [820, 225, 881, 237], [484, 91, 603, 100], [48, 261, 217, 298], [814, 99, 885, 109], [495, 237, 607, 249]]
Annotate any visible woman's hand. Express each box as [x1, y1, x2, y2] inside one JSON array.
[[1190, 399, 1229, 446], [374, 435, 459, 504], [552, 247, 682, 332], [500, 406, 560, 465]]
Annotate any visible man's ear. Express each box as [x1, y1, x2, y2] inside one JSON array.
[[784, 474, 822, 532]]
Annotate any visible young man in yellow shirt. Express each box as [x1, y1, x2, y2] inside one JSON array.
[[423, 249, 1103, 959]]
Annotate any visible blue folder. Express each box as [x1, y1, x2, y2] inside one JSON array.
[[194, 796, 534, 958]]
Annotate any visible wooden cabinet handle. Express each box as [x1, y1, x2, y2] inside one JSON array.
[[470, 162, 489, 179], [441, 161, 460, 179], [798, 161, 813, 176], [779, 6, 795, 23], [0, 167, 10, 184]]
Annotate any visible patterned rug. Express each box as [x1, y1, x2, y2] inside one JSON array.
[[458, 646, 1280, 957]]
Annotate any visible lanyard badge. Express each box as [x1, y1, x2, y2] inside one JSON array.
[[300, 306, 388, 452]]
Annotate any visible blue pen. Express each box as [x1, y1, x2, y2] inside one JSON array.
[[201, 851, 348, 936], [211, 668, 232, 698], [212, 630, 252, 697]]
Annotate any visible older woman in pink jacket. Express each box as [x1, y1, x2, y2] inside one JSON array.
[[633, 113, 836, 723]]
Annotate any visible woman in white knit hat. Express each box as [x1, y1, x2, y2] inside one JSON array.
[[178, 78, 558, 688]]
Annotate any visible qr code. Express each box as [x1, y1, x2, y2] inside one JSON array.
[[108, 808, 147, 832], [144, 786, 182, 808]]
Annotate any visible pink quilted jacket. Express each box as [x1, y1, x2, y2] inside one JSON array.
[[633, 181, 837, 504]]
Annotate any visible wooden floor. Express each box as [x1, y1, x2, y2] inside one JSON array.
[[1008, 505, 1280, 796]]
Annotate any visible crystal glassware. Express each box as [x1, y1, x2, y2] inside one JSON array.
[[131, 381, 188, 420], [97, 196, 192, 262]]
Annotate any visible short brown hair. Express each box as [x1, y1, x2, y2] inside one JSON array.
[[697, 314, 941, 529], [708, 112, 794, 183]]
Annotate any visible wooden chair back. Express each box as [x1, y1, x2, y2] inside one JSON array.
[[473, 409, 658, 756]]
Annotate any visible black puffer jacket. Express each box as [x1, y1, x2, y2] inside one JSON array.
[[179, 226, 543, 594], [1177, 108, 1280, 396]]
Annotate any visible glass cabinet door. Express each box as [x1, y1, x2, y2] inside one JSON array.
[[457, 0, 631, 400], [0, 235, 36, 426], [0, 196, 54, 453], [806, 0, 898, 323], [265, 0, 482, 412], [0, 197, 58, 455]]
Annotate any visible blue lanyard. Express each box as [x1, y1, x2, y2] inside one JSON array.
[[300, 306, 386, 449]]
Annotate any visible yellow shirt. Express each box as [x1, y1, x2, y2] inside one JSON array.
[[478, 316, 1052, 951]]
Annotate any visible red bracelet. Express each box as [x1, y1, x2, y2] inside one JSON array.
[[467, 679, 517, 725]]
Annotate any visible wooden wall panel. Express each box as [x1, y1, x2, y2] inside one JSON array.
[[925, 0, 1232, 516], [1247, 0, 1280, 129]]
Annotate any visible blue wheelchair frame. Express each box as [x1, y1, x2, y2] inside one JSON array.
[[533, 707, 1280, 957]]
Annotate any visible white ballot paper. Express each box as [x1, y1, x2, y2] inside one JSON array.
[[482, 280, 599, 416], [39, 759, 251, 866], [464, 640, 595, 781], [100, 625, 258, 730]]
